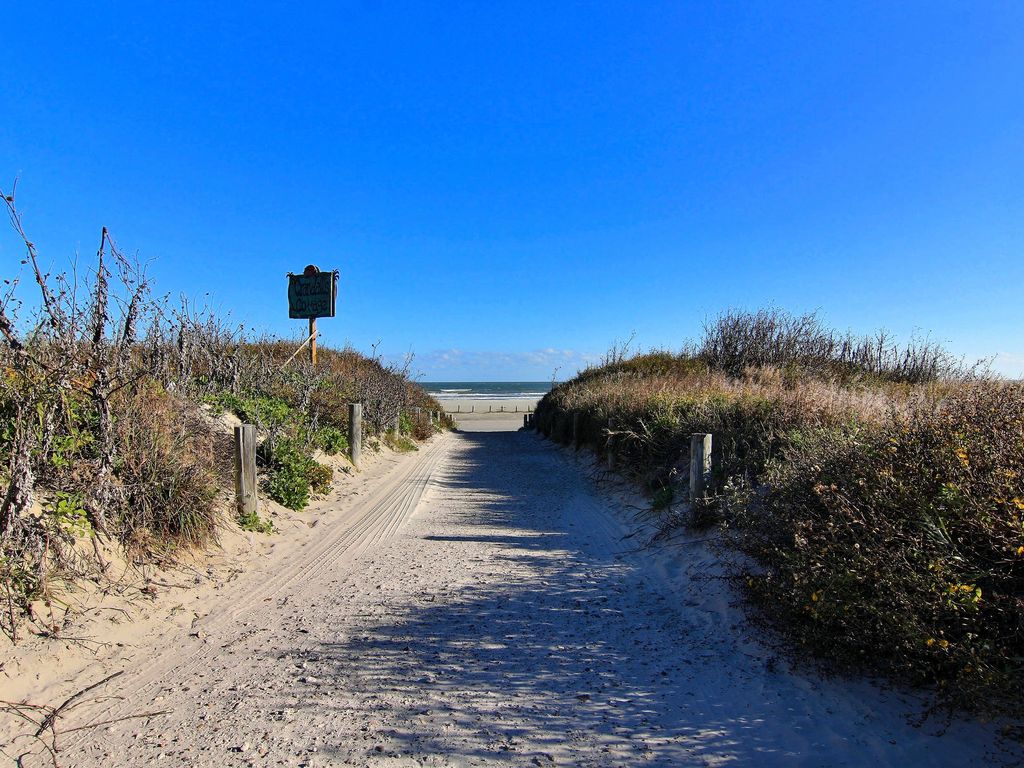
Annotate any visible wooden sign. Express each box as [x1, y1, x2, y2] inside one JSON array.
[[288, 266, 338, 319]]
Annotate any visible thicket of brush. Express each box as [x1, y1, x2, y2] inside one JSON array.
[[536, 309, 1024, 717], [0, 192, 443, 641]]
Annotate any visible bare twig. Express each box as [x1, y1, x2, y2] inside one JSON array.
[[34, 670, 124, 737]]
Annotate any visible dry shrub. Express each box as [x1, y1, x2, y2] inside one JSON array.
[[410, 413, 437, 441], [537, 312, 1019, 715], [739, 381, 1024, 714], [700, 308, 962, 384], [0, 190, 442, 640], [541, 362, 894, 496], [113, 384, 225, 552]]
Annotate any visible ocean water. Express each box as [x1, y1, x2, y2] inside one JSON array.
[[422, 381, 555, 400]]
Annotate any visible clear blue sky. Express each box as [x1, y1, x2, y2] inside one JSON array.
[[2, 2, 1022, 379]]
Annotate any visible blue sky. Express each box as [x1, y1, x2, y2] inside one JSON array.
[[2, 2, 1022, 380]]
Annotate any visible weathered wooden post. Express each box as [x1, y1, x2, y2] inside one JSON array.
[[523, 414, 529, 429], [349, 403, 362, 469], [233, 424, 257, 517], [606, 418, 615, 470], [690, 433, 712, 502], [572, 412, 581, 450], [391, 411, 401, 434]]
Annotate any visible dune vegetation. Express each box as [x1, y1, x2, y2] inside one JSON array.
[[535, 309, 1024, 717], [0, 195, 444, 642]]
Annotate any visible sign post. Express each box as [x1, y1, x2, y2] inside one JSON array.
[[287, 265, 338, 367], [309, 316, 317, 366]]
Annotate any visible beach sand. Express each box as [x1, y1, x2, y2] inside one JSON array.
[[440, 397, 539, 432], [23, 426, 1015, 766]]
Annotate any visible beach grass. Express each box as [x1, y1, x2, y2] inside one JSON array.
[[535, 308, 1024, 717]]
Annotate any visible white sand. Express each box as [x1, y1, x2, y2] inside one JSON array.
[[442, 397, 539, 433], [3, 424, 1019, 766]]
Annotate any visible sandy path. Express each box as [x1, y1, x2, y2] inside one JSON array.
[[47, 424, 1017, 766]]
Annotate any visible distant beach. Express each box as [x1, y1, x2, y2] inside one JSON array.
[[423, 381, 552, 429]]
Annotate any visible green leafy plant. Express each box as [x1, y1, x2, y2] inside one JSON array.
[[238, 509, 274, 534], [307, 461, 332, 495], [267, 439, 312, 510], [650, 485, 673, 511], [398, 412, 414, 435], [204, 392, 291, 431], [49, 492, 91, 538], [266, 438, 333, 509], [316, 426, 348, 455]]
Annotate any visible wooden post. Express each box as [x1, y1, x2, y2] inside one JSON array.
[[523, 414, 528, 429], [233, 424, 257, 517], [391, 411, 400, 433], [349, 403, 362, 469], [572, 412, 581, 450], [690, 433, 712, 502], [606, 418, 615, 470], [308, 317, 317, 366]]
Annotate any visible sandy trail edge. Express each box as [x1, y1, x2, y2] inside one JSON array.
[[0, 434, 450, 764], [8, 426, 1022, 766]]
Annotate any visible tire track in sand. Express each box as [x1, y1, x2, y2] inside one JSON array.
[[60, 433, 451, 743]]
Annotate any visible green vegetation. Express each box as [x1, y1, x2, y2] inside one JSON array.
[[264, 438, 323, 511], [537, 309, 1023, 717], [238, 508, 274, 534], [384, 431, 418, 453], [0, 194, 443, 641], [399, 412, 414, 436], [315, 426, 348, 456]]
